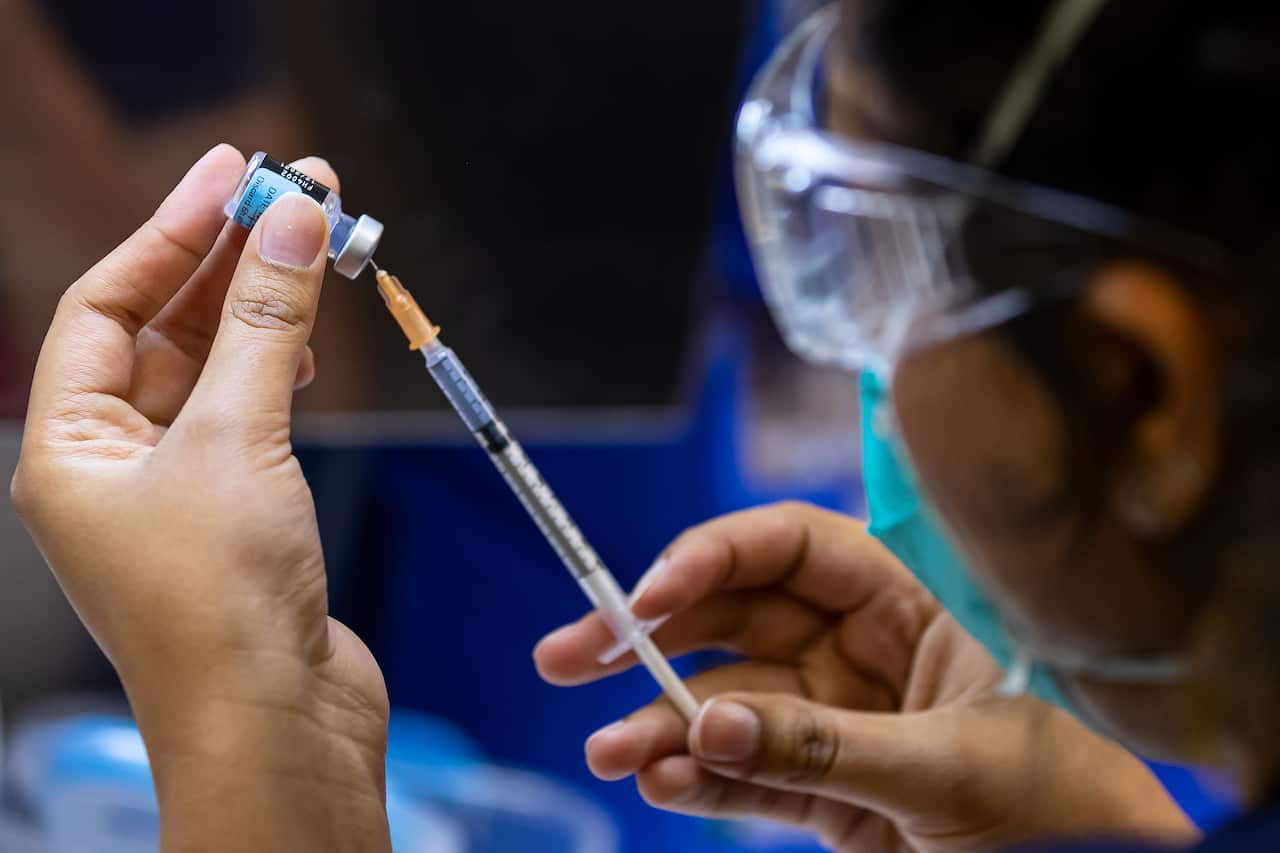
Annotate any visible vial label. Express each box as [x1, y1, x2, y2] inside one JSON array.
[[231, 156, 330, 229]]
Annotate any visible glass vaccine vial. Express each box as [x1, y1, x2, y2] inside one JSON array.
[[223, 152, 383, 279]]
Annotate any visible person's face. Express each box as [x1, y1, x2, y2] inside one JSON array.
[[889, 330, 1204, 759], [824, 29, 1221, 761]]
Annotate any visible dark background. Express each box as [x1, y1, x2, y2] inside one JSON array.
[[2, 0, 753, 414]]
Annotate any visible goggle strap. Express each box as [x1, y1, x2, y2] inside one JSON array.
[[971, 0, 1111, 169]]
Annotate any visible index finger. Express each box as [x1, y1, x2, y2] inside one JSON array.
[[632, 502, 924, 621], [30, 144, 245, 412]]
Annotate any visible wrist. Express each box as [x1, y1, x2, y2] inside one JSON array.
[[126, 656, 390, 852]]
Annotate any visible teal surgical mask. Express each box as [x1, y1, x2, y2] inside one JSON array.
[[861, 372, 1189, 713], [862, 370, 1067, 710]]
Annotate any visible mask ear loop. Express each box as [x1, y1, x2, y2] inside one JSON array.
[[998, 647, 1036, 696], [913, 0, 1112, 347], [999, 626, 1191, 688], [969, 0, 1112, 170]]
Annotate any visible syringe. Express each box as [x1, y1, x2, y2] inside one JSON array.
[[372, 265, 699, 722]]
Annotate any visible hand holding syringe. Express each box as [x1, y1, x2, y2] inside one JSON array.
[[372, 264, 700, 721]]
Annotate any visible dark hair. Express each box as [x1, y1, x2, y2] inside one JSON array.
[[838, 0, 1280, 771]]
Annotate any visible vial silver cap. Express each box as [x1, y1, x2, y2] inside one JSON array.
[[332, 214, 384, 279]]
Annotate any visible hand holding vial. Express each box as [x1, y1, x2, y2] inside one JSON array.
[[10, 145, 393, 853]]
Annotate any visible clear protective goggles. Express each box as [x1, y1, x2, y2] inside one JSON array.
[[734, 4, 1222, 377], [738, 2, 1222, 687]]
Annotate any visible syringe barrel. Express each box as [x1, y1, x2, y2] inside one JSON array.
[[415, 336, 697, 719], [422, 344, 603, 577], [424, 344, 499, 435], [489, 440, 606, 579]]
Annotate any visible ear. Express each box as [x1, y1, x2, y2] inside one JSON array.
[[1085, 261, 1221, 536]]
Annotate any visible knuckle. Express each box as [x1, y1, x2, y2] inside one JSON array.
[[674, 510, 739, 553], [228, 278, 310, 334], [780, 706, 841, 786], [636, 768, 701, 811], [771, 499, 823, 527], [667, 523, 702, 556], [635, 775, 668, 808], [754, 501, 814, 540], [229, 294, 297, 332], [145, 213, 205, 267], [291, 156, 340, 192]]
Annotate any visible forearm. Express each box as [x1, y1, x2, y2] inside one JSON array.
[[128, 661, 391, 853]]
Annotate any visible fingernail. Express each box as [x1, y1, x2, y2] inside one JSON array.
[[691, 700, 760, 763], [259, 194, 327, 268], [630, 556, 668, 605]]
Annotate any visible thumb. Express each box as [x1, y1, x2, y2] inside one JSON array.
[[688, 693, 953, 818], [185, 193, 329, 437]]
